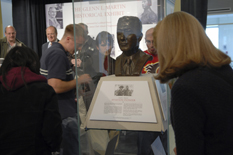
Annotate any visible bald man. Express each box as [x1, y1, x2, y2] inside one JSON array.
[[141, 27, 159, 74], [42, 26, 59, 56], [0, 25, 26, 58]]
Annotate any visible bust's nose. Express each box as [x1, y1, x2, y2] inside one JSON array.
[[120, 33, 126, 41]]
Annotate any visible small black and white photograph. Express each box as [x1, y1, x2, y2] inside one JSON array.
[[114, 84, 134, 96], [45, 3, 63, 29], [138, 0, 158, 24]]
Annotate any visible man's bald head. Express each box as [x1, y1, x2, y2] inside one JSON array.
[[145, 27, 156, 55], [5, 25, 16, 33], [5, 25, 16, 43], [145, 28, 154, 40]]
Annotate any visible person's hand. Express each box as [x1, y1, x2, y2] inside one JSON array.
[[71, 59, 82, 67], [78, 74, 92, 84]]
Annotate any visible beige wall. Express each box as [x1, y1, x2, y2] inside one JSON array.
[[174, 0, 181, 12]]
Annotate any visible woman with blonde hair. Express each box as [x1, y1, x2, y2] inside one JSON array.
[[155, 11, 233, 154]]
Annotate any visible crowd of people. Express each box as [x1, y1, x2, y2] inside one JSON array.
[[0, 19, 160, 154], [1, 10, 233, 155]]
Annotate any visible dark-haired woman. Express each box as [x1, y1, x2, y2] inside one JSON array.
[[0, 46, 62, 155]]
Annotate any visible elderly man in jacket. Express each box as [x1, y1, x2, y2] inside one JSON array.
[[0, 25, 26, 58]]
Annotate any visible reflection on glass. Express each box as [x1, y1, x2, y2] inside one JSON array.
[[206, 26, 219, 48], [207, 13, 233, 68]]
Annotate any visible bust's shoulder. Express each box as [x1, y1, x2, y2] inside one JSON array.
[[139, 50, 148, 56], [116, 54, 124, 60], [138, 50, 152, 60]]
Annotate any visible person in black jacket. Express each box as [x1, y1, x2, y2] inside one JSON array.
[[155, 11, 233, 155], [0, 46, 62, 155]]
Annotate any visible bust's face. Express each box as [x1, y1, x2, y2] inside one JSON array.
[[117, 17, 141, 56]]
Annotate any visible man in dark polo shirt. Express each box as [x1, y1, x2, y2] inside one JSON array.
[[40, 24, 91, 155]]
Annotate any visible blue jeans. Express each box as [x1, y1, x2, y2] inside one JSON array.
[[60, 117, 79, 155]]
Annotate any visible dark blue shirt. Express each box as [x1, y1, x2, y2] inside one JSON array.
[[40, 42, 76, 119]]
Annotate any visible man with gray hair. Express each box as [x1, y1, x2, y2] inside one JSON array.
[[0, 25, 26, 58]]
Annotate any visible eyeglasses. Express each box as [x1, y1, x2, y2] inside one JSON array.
[[145, 40, 154, 45], [47, 33, 55, 36], [6, 32, 16, 35]]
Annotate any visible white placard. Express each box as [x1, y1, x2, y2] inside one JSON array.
[[155, 80, 167, 120], [90, 81, 157, 123]]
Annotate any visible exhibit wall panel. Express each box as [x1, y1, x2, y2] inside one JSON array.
[[72, 0, 167, 154], [46, 0, 164, 59]]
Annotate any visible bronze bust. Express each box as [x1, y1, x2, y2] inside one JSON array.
[[115, 16, 152, 76]]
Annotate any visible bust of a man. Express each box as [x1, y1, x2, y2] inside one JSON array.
[[115, 16, 152, 76]]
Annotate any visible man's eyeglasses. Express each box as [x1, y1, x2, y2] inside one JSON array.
[[145, 40, 153, 45], [47, 33, 55, 36]]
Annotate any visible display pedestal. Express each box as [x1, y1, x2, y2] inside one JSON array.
[[85, 74, 167, 132]]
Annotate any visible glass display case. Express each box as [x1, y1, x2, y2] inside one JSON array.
[[70, 0, 174, 154]]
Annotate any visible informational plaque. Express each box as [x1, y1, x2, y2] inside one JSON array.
[[85, 75, 168, 132], [90, 81, 157, 123]]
